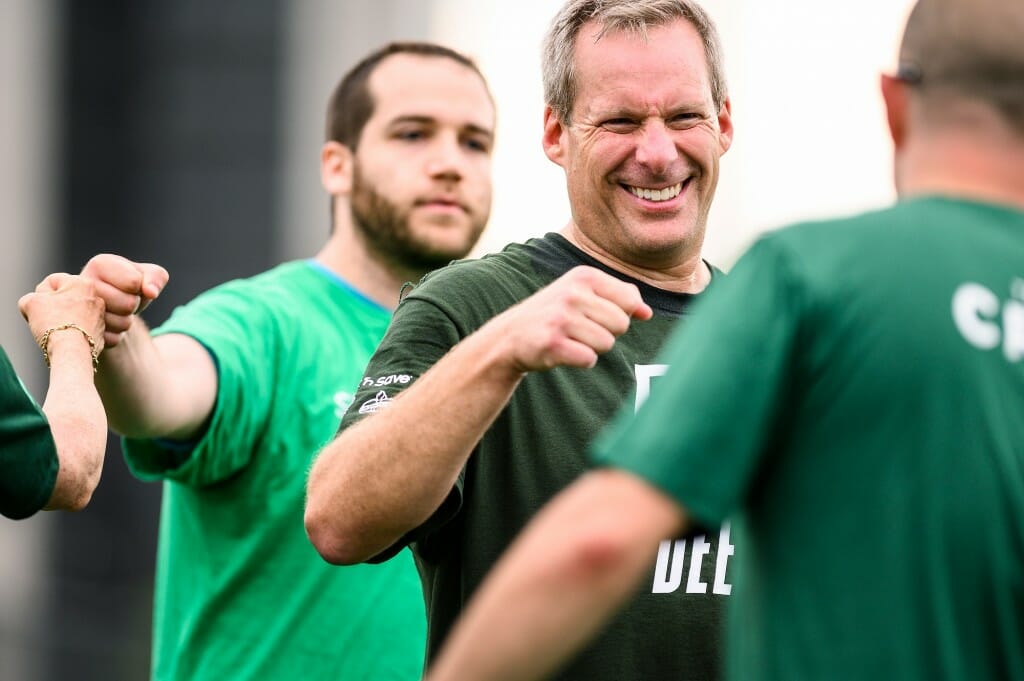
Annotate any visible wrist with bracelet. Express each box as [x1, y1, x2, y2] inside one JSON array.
[[37, 323, 100, 372]]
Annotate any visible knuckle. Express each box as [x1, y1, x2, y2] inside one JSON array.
[[83, 254, 108, 274], [576, 267, 601, 286], [596, 333, 616, 353], [553, 284, 584, 311], [76, 277, 97, 294]]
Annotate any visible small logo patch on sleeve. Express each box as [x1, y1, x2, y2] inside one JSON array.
[[357, 391, 395, 414]]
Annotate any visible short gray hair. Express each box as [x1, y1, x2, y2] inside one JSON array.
[[542, 0, 728, 123]]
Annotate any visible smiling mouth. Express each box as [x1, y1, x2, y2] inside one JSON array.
[[622, 182, 684, 203]]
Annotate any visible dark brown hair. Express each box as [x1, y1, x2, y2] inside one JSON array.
[[325, 42, 490, 150]]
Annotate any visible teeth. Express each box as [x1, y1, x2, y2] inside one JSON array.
[[627, 182, 683, 202]]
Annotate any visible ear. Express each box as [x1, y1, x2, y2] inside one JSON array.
[[321, 141, 354, 197], [542, 105, 568, 168], [716, 97, 734, 155], [880, 74, 908, 150]]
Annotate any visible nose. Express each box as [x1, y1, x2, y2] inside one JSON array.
[[634, 120, 677, 173], [425, 133, 465, 182]]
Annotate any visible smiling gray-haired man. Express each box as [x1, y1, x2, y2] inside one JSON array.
[[306, 2, 736, 680]]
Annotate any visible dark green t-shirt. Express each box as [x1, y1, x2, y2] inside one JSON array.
[[341, 234, 733, 681], [595, 197, 1024, 681], [0, 346, 58, 520]]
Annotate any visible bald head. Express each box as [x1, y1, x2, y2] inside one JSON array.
[[899, 0, 1024, 132]]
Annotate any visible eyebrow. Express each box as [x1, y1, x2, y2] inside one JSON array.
[[597, 100, 710, 116], [388, 115, 494, 140]]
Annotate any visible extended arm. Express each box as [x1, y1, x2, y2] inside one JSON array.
[[425, 469, 687, 681], [95, 321, 217, 440], [80, 254, 216, 441], [305, 266, 653, 565], [19, 275, 107, 510]]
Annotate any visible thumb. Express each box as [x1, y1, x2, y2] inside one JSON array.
[[137, 263, 170, 306]]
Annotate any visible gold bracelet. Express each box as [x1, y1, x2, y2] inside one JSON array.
[[37, 323, 100, 372]]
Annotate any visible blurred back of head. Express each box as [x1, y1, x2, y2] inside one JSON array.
[[899, 0, 1024, 133]]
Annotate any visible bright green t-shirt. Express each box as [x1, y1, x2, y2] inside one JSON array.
[[0, 345, 58, 520], [594, 197, 1024, 680], [123, 261, 427, 680]]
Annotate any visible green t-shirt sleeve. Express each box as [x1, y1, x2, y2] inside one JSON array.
[[592, 236, 807, 528], [123, 283, 278, 487], [338, 291, 467, 561], [0, 347, 59, 519]]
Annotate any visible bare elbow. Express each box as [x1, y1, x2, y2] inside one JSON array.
[[305, 446, 388, 565], [46, 442, 104, 513], [63, 487, 96, 512], [46, 466, 100, 512], [304, 506, 370, 566], [303, 475, 363, 564], [305, 436, 414, 565], [309, 537, 359, 566], [566, 531, 636, 584]]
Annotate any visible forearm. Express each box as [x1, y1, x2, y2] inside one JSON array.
[[306, 327, 526, 564], [41, 333, 107, 511], [307, 264, 654, 564], [426, 471, 684, 681], [427, 539, 647, 681], [95, 321, 216, 440]]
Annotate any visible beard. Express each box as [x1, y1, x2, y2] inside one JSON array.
[[349, 163, 485, 274]]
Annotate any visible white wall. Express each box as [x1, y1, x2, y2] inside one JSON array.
[[703, 0, 916, 264], [428, 1, 571, 257]]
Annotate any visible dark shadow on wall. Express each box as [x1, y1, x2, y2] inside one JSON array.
[[44, 1, 282, 678]]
